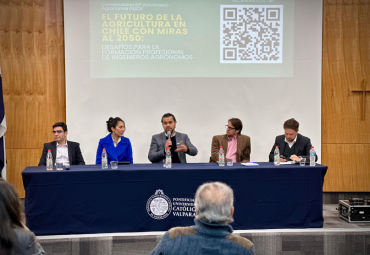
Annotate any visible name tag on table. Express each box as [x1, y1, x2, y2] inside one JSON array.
[[241, 163, 259, 166], [279, 161, 296, 165]]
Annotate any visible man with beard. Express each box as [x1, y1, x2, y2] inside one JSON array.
[[148, 113, 198, 163]]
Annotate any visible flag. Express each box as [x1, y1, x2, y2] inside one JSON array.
[[0, 66, 7, 178]]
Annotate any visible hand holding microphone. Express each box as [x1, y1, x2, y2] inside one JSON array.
[[165, 131, 172, 150]]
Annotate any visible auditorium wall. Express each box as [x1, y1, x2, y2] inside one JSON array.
[[322, 0, 370, 191], [0, 0, 65, 197]]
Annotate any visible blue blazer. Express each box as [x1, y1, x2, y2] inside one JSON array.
[[96, 134, 133, 164]]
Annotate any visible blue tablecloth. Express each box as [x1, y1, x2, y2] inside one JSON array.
[[22, 162, 327, 235]]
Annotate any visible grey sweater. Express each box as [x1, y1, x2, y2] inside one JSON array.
[[149, 219, 254, 255], [13, 228, 45, 255]]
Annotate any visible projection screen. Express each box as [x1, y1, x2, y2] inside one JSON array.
[[64, 0, 322, 164]]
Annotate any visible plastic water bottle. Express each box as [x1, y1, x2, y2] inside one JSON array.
[[310, 146, 316, 167], [274, 146, 280, 166], [218, 146, 225, 166], [166, 148, 172, 168], [101, 148, 108, 169], [46, 150, 53, 171]]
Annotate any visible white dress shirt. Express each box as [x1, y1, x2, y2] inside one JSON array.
[[112, 134, 121, 148], [56, 141, 69, 165], [284, 136, 298, 148]]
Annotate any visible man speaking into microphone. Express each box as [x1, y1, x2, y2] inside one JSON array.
[[148, 113, 198, 163]]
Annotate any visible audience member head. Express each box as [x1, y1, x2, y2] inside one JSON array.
[[0, 180, 24, 254], [106, 117, 125, 137], [194, 182, 234, 225]]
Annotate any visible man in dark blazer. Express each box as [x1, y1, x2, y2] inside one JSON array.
[[210, 118, 251, 163], [38, 122, 85, 166], [268, 118, 317, 163], [148, 113, 198, 163]]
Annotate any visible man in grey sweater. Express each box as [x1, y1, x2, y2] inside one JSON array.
[[149, 182, 255, 255]]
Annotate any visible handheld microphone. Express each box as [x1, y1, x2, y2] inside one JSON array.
[[167, 131, 171, 139]]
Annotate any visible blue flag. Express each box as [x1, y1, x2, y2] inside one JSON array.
[[0, 67, 7, 178]]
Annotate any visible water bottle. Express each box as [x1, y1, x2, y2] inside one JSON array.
[[274, 146, 280, 166], [166, 148, 172, 168], [218, 146, 225, 166], [101, 148, 108, 169], [310, 146, 316, 167], [46, 150, 53, 171]]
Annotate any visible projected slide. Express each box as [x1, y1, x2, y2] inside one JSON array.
[[90, 0, 294, 77]]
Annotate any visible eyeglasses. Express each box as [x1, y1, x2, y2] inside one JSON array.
[[52, 130, 64, 134], [225, 125, 236, 130]]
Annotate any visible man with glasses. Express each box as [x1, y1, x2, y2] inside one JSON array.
[[210, 118, 251, 163], [148, 113, 198, 163], [38, 122, 85, 166]]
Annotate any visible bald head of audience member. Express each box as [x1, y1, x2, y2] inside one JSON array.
[[194, 182, 234, 225]]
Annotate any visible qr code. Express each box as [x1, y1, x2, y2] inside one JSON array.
[[220, 5, 283, 63]]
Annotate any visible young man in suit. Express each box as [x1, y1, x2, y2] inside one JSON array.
[[210, 118, 251, 163], [268, 118, 317, 163], [148, 113, 198, 163], [38, 122, 85, 166]]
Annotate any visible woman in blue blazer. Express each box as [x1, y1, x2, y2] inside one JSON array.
[[96, 117, 133, 164]]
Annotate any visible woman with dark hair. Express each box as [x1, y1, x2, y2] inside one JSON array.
[[95, 117, 133, 164], [0, 180, 45, 255]]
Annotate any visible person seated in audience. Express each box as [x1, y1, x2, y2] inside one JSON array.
[[210, 118, 251, 163], [0, 179, 46, 255], [148, 113, 198, 163], [268, 118, 318, 162], [96, 117, 133, 164], [149, 181, 255, 255], [38, 122, 85, 166]]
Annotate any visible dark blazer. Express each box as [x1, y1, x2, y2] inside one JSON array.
[[210, 134, 251, 163], [38, 141, 85, 166], [268, 133, 318, 162], [96, 134, 133, 164], [13, 228, 45, 255], [148, 132, 198, 163]]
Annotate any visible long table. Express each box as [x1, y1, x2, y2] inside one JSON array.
[[22, 163, 327, 235]]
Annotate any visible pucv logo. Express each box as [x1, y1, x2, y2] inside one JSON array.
[[146, 189, 172, 220]]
